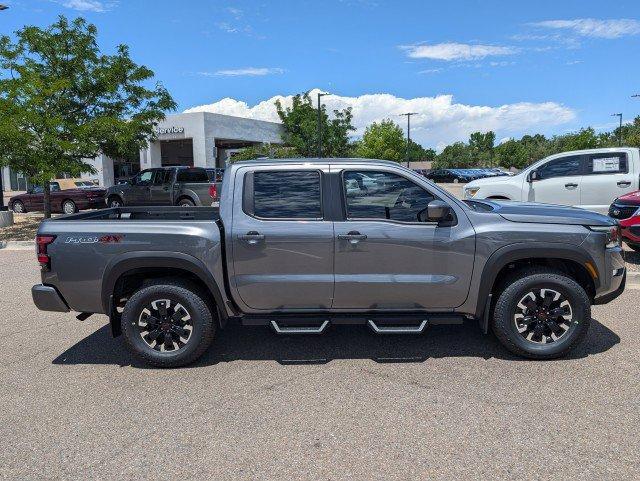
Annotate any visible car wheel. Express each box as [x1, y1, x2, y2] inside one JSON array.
[[108, 196, 123, 208], [11, 200, 26, 213], [62, 200, 77, 214], [492, 268, 591, 360], [177, 198, 195, 207], [453, 178, 459, 183], [121, 281, 216, 368]]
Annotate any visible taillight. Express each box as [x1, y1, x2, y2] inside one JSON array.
[[36, 235, 56, 267], [209, 184, 218, 200]]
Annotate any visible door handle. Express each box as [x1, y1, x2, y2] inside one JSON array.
[[338, 231, 367, 244], [617, 181, 631, 187], [239, 231, 265, 244], [564, 183, 578, 189]]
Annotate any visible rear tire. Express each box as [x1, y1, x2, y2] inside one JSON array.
[[62, 199, 77, 214], [121, 281, 216, 368], [492, 268, 591, 359], [627, 243, 640, 252], [177, 198, 195, 207]]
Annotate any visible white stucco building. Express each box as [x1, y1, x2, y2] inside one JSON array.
[[1, 112, 284, 191]]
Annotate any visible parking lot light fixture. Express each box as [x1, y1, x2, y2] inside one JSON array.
[[612, 113, 623, 146], [317, 92, 329, 158]]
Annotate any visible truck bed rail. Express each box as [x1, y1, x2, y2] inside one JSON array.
[[50, 206, 220, 222]]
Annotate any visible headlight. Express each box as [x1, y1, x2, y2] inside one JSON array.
[[465, 187, 480, 198], [588, 225, 621, 249]]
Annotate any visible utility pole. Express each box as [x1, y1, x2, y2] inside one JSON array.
[[0, 3, 8, 211], [400, 113, 418, 168], [612, 113, 623, 146], [317, 92, 328, 158]]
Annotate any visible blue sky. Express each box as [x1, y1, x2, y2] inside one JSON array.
[[3, 0, 640, 149]]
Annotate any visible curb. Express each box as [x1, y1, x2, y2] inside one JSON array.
[[627, 270, 640, 286], [0, 240, 35, 250]]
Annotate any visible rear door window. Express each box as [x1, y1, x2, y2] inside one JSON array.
[[247, 170, 322, 219], [584, 152, 628, 175]]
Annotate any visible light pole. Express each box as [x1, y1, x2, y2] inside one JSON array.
[[0, 3, 7, 211], [317, 92, 328, 158], [612, 113, 623, 146], [400, 112, 418, 168]]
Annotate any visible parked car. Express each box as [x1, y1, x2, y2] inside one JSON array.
[[9, 184, 106, 214], [608, 190, 640, 251], [32, 158, 625, 367], [426, 169, 481, 183], [104, 166, 217, 208], [464, 148, 640, 214]]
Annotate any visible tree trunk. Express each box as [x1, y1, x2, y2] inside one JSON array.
[[43, 180, 51, 219]]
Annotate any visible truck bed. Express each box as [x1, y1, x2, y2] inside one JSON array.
[[50, 206, 220, 222]]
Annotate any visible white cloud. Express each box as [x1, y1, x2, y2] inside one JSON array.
[[531, 18, 640, 39], [198, 67, 284, 77], [57, 0, 114, 12], [400, 42, 518, 61], [184, 89, 575, 150]]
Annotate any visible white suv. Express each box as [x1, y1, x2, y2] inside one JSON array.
[[463, 147, 640, 214]]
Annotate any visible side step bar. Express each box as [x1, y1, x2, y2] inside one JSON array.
[[367, 319, 428, 334], [270, 320, 330, 335]]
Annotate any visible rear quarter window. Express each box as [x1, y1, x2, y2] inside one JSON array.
[[176, 169, 209, 182], [584, 153, 628, 175]]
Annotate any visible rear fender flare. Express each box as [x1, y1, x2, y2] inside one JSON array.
[[102, 251, 228, 324]]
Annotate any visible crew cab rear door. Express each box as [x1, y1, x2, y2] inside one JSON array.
[[331, 166, 475, 310], [579, 151, 636, 214], [230, 164, 334, 311]]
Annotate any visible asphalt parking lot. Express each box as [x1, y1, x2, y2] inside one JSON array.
[[1, 250, 638, 480]]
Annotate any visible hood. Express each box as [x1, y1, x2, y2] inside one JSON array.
[[615, 190, 640, 206], [480, 200, 615, 226]]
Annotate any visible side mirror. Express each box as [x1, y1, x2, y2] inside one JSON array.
[[419, 200, 451, 222], [528, 170, 539, 182]]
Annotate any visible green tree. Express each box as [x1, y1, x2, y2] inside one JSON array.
[[495, 138, 529, 169], [354, 119, 405, 162], [408, 140, 435, 163], [468, 131, 496, 166], [434, 142, 473, 168], [275, 92, 354, 158], [229, 144, 300, 162], [0, 16, 175, 217]]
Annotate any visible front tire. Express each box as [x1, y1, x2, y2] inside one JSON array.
[[492, 268, 591, 359], [11, 200, 26, 213], [121, 281, 216, 368], [107, 196, 123, 208]]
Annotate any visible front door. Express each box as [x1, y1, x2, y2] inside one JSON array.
[[579, 151, 637, 214], [129, 169, 155, 205], [230, 166, 335, 311], [332, 169, 475, 310], [526, 154, 582, 207]]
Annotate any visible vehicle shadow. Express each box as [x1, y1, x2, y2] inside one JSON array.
[[52, 318, 620, 368]]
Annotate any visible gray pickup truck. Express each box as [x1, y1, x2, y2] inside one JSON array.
[[32, 159, 626, 367], [105, 166, 218, 208]]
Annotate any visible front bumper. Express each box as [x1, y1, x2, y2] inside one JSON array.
[[32, 284, 70, 312], [594, 269, 626, 305]]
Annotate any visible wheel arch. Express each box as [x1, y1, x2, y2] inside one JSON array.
[[475, 243, 599, 322], [102, 251, 229, 336]]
